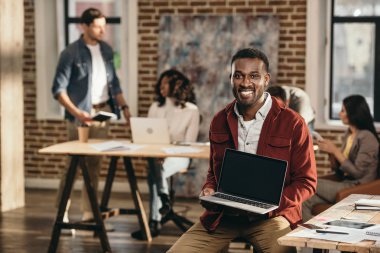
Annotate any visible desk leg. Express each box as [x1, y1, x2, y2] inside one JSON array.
[[312, 249, 330, 253], [100, 157, 119, 211], [48, 156, 78, 253], [123, 157, 152, 242], [79, 157, 112, 252]]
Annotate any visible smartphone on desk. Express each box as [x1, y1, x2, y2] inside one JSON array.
[[324, 220, 375, 229], [298, 223, 324, 230]]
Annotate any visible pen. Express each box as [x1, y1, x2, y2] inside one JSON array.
[[315, 229, 349, 235]]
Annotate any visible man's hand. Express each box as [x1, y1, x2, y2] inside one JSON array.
[[199, 188, 222, 211]]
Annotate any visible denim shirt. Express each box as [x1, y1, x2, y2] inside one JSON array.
[[52, 36, 122, 122]]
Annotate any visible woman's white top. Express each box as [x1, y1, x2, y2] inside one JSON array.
[[148, 98, 200, 143]]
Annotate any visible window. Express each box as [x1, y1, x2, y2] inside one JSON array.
[[330, 0, 380, 121], [35, 0, 138, 120], [306, 0, 380, 128]]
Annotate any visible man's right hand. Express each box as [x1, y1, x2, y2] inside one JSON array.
[[199, 188, 222, 211], [199, 187, 215, 197]]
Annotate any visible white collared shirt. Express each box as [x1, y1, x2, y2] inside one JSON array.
[[234, 92, 272, 154]]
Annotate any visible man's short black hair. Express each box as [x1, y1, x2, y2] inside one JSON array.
[[81, 8, 105, 26], [266, 86, 286, 103], [231, 48, 270, 72]]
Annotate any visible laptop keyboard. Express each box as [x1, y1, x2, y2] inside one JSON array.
[[213, 192, 273, 209]]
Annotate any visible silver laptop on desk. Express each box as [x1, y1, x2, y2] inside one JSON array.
[[130, 117, 171, 144], [200, 149, 288, 214]]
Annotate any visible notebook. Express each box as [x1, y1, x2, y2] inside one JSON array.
[[199, 148, 288, 214], [130, 117, 171, 144]]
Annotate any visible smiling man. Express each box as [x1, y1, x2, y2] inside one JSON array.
[[168, 48, 317, 253]]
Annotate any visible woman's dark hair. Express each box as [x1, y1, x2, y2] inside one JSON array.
[[343, 94, 379, 142], [155, 69, 196, 108], [81, 8, 105, 26]]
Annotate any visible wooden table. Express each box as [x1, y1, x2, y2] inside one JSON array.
[[277, 194, 380, 253], [39, 139, 209, 253]]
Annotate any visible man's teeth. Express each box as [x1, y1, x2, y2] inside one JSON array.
[[240, 90, 254, 96]]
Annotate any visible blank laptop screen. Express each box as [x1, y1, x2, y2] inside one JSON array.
[[218, 149, 287, 205]]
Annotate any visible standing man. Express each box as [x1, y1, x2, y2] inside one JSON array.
[[52, 8, 131, 222], [168, 48, 317, 253]]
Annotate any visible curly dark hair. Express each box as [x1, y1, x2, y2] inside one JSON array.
[[155, 69, 196, 108], [343, 94, 379, 142]]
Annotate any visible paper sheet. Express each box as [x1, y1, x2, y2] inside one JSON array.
[[288, 228, 365, 243], [289, 224, 380, 244], [90, 141, 143, 152], [162, 147, 202, 154]]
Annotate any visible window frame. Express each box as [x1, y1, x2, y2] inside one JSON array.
[[306, 0, 380, 130], [329, 0, 380, 122]]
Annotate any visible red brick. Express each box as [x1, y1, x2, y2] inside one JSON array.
[[210, 1, 228, 6], [215, 7, 233, 13], [228, 1, 246, 6], [178, 8, 195, 13], [191, 1, 208, 6], [256, 7, 274, 13], [172, 1, 189, 7], [197, 8, 215, 13]]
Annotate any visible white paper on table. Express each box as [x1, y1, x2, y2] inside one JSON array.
[[162, 147, 202, 154], [355, 199, 380, 207], [363, 225, 380, 240], [288, 228, 365, 243], [90, 141, 143, 152], [341, 212, 376, 221]]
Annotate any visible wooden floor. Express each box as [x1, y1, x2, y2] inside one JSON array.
[[0, 189, 251, 253]]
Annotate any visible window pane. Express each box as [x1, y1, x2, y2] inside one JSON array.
[[68, 23, 122, 74], [331, 23, 375, 119], [68, 0, 121, 17], [334, 0, 380, 17]]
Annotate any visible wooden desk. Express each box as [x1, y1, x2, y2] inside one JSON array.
[[277, 194, 380, 253], [39, 139, 209, 253]]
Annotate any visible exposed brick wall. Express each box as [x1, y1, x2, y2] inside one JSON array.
[[24, 0, 338, 182]]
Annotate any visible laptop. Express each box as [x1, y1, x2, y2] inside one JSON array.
[[199, 148, 288, 214], [130, 117, 171, 144]]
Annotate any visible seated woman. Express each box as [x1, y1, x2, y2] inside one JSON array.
[[131, 69, 200, 239], [302, 95, 379, 222]]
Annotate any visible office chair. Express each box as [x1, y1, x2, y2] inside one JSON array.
[[160, 167, 194, 231]]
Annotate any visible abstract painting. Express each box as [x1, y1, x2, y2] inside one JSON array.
[[157, 15, 279, 197]]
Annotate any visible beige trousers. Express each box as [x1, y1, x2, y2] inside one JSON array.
[[167, 216, 296, 253], [56, 105, 111, 212]]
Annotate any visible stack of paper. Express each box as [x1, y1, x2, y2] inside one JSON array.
[[354, 199, 380, 210], [90, 141, 130, 152]]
